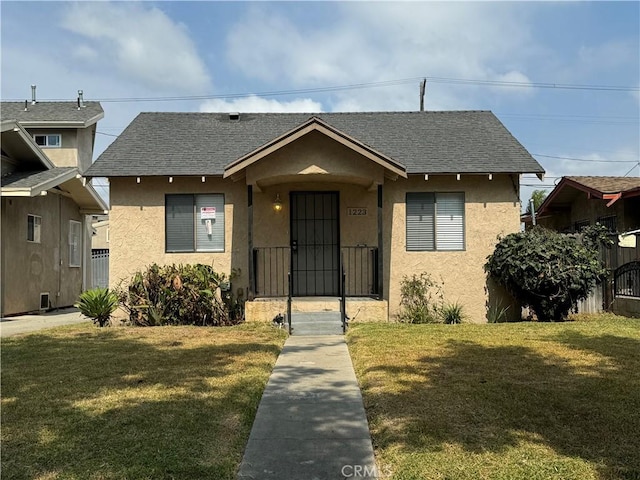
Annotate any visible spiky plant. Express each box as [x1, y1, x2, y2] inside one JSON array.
[[75, 287, 119, 327]]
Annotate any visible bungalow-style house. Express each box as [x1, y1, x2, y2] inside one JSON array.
[[527, 176, 640, 318], [1, 92, 107, 316], [85, 111, 544, 323], [530, 176, 640, 234]]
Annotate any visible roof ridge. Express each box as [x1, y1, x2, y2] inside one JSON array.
[[137, 110, 493, 115]]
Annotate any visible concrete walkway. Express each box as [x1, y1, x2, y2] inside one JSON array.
[[0, 308, 90, 337], [238, 334, 378, 479]]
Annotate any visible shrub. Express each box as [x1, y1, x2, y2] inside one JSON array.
[[75, 287, 119, 327], [442, 302, 465, 324], [485, 227, 607, 322], [398, 272, 444, 323], [115, 264, 244, 327], [487, 300, 511, 323]]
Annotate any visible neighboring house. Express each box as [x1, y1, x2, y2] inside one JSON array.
[[85, 111, 544, 323], [90, 215, 110, 290], [1, 92, 107, 316], [527, 176, 640, 318], [530, 176, 640, 233], [91, 215, 109, 250]]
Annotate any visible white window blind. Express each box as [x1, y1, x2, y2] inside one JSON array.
[[435, 193, 465, 250], [406, 192, 465, 251], [165, 194, 225, 252], [195, 194, 225, 252]]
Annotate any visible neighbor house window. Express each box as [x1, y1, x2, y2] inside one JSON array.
[[596, 215, 617, 233], [406, 192, 465, 251], [27, 214, 42, 243], [69, 220, 82, 267], [34, 134, 61, 147], [165, 194, 225, 252], [574, 219, 590, 232]]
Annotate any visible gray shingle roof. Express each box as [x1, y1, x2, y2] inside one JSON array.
[[1, 167, 77, 189], [0, 101, 104, 126], [85, 111, 544, 177]]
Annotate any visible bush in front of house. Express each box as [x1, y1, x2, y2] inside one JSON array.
[[398, 272, 444, 323], [75, 287, 119, 327], [441, 302, 466, 324], [116, 263, 244, 327], [485, 227, 608, 322]]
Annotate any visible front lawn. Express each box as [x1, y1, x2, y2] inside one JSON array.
[[1, 323, 287, 480], [347, 315, 640, 480]]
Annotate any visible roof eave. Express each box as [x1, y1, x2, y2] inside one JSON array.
[[16, 111, 104, 129], [1, 169, 78, 197]]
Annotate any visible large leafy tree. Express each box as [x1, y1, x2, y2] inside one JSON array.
[[485, 227, 608, 321], [526, 189, 548, 215]]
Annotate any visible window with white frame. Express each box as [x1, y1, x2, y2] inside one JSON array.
[[406, 192, 465, 251], [165, 194, 225, 252], [27, 214, 42, 243], [34, 134, 61, 148], [69, 220, 82, 267]]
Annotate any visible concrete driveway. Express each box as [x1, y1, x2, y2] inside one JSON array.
[[0, 308, 91, 337]]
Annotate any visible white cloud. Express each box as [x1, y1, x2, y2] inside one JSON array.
[[61, 2, 211, 93], [199, 95, 322, 113], [226, 3, 539, 111]]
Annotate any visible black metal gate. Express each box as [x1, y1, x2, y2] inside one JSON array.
[[290, 192, 339, 296]]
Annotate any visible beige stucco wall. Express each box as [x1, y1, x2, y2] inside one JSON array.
[[385, 174, 521, 323], [92, 221, 109, 250], [1, 194, 84, 315], [25, 126, 95, 172], [108, 177, 248, 295], [247, 130, 384, 188], [109, 172, 519, 323], [252, 182, 378, 249]]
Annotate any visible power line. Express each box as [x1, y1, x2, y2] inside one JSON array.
[[5, 75, 638, 104], [532, 153, 639, 163]]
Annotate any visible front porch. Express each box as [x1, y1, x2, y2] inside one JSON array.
[[221, 117, 404, 324], [245, 296, 389, 323]]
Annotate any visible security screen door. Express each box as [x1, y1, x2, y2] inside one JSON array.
[[290, 192, 339, 296]]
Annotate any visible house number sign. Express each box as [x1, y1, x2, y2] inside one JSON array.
[[347, 207, 368, 216]]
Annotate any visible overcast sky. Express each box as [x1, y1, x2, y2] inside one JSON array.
[[2, 1, 638, 205]]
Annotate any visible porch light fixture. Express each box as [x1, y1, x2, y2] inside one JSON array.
[[273, 194, 283, 213]]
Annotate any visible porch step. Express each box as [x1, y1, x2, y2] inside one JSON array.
[[291, 297, 340, 313], [290, 312, 343, 336]]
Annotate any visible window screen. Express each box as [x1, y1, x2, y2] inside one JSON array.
[[69, 220, 82, 267], [406, 192, 465, 251], [165, 194, 224, 252], [27, 214, 42, 243]]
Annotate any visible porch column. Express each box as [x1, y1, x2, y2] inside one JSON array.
[[247, 185, 254, 300], [377, 184, 383, 298]]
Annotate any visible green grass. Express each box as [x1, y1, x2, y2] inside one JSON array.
[[347, 314, 640, 480], [1, 323, 287, 480]]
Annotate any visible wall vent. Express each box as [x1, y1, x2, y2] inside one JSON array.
[[40, 293, 50, 310], [229, 112, 240, 121]]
